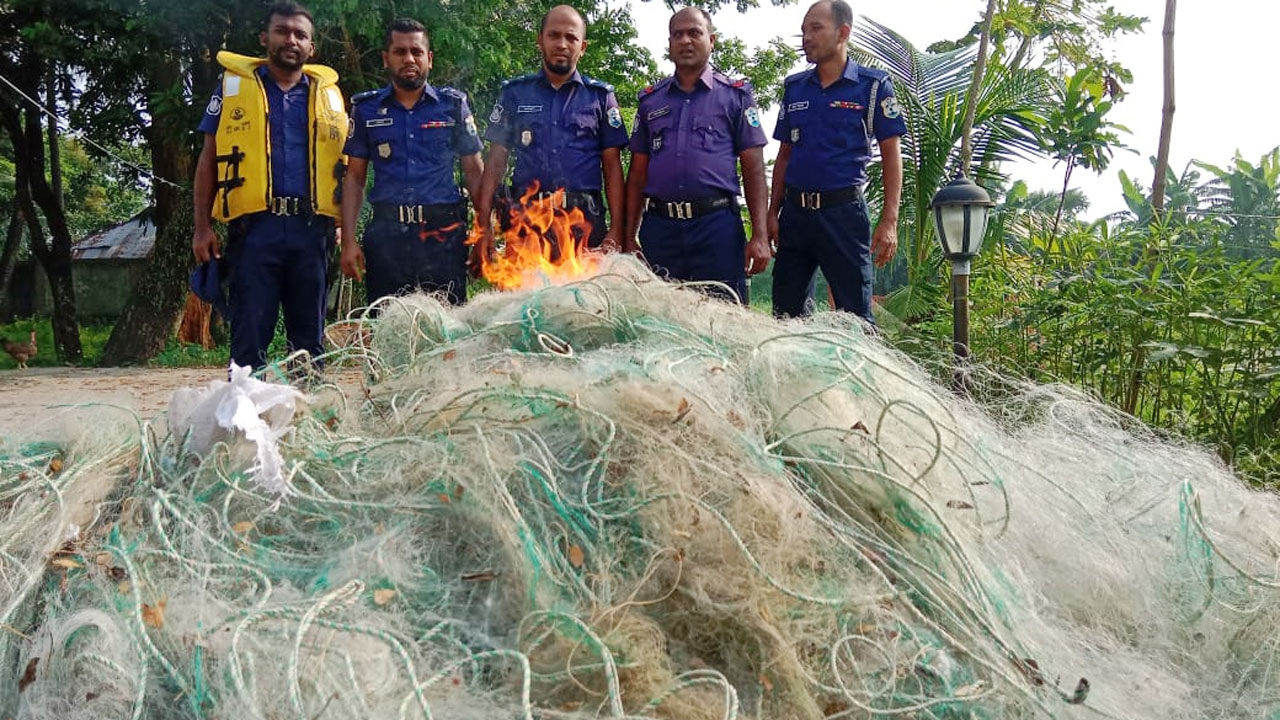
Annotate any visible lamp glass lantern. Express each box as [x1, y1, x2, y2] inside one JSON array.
[[930, 176, 995, 272]]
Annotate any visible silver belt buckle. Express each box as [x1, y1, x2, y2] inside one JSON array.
[[667, 201, 692, 220], [802, 191, 821, 210]]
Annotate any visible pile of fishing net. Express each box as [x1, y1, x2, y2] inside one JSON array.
[[3, 255, 1279, 720]]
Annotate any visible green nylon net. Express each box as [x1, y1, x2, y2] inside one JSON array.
[[3, 256, 1279, 720]]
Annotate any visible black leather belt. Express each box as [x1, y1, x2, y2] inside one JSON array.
[[269, 196, 310, 216], [785, 185, 863, 210], [517, 188, 603, 212], [373, 202, 466, 225], [645, 195, 737, 220]]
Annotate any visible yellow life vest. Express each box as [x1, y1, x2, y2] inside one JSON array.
[[211, 51, 348, 222]]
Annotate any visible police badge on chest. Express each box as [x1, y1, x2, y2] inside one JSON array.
[[651, 133, 663, 153], [521, 129, 533, 147], [377, 143, 392, 159]]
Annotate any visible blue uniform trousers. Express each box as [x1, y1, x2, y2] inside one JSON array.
[[225, 213, 332, 369], [771, 196, 875, 324], [363, 213, 469, 306], [638, 207, 747, 304]]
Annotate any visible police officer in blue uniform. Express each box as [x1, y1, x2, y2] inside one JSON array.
[[193, 1, 337, 371], [472, 4, 629, 265], [341, 18, 484, 305], [768, 0, 905, 323], [623, 7, 772, 304]]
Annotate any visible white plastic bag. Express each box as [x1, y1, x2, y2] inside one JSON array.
[[168, 364, 307, 496]]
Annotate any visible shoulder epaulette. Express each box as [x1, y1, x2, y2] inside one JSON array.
[[350, 88, 381, 104], [713, 71, 753, 91], [439, 86, 467, 104], [500, 73, 538, 88], [582, 75, 615, 93], [783, 69, 811, 86], [638, 77, 671, 100], [858, 65, 891, 82]]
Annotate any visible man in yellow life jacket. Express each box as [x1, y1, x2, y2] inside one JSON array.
[[192, 1, 347, 372]]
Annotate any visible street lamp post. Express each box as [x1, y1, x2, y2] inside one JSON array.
[[930, 175, 995, 387]]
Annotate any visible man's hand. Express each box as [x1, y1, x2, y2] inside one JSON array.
[[744, 230, 772, 276], [599, 227, 622, 253], [469, 223, 496, 277], [339, 241, 365, 281], [871, 217, 898, 267], [766, 212, 780, 254], [192, 226, 220, 263]]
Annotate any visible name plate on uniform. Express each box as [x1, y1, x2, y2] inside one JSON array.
[[517, 105, 543, 113], [786, 101, 809, 112], [365, 118, 394, 128]]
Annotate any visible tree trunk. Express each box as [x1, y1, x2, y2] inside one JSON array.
[[959, 0, 999, 176], [176, 293, 214, 348], [1150, 0, 1177, 216], [45, 72, 62, 208], [0, 211, 23, 322], [98, 55, 196, 366], [25, 102, 81, 363], [1050, 156, 1076, 250], [0, 93, 82, 362]]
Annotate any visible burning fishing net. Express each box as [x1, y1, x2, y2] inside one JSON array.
[[3, 255, 1280, 720]]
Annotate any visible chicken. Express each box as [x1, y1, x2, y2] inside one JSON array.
[[3, 330, 37, 369]]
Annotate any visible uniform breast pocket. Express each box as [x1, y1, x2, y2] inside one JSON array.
[[419, 122, 454, 154], [569, 110, 599, 145], [647, 116, 673, 155], [823, 105, 869, 152], [786, 109, 814, 145], [692, 116, 726, 151], [515, 120, 542, 149], [367, 127, 397, 161]]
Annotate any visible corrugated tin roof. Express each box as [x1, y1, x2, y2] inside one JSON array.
[[71, 212, 156, 260]]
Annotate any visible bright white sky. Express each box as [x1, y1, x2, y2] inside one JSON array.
[[627, 0, 1278, 217]]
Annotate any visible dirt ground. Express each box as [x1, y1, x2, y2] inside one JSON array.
[[0, 366, 228, 439]]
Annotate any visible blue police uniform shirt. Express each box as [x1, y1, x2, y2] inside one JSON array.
[[199, 66, 311, 200], [630, 67, 768, 200], [343, 84, 483, 206], [772, 60, 907, 191], [484, 69, 629, 193]]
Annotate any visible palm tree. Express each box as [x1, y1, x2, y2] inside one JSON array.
[[1194, 148, 1280, 258], [851, 18, 1049, 320]]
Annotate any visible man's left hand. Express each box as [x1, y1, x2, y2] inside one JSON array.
[[600, 228, 622, 254], [745, 232, 772, 276], [872, 218, 898, 268]]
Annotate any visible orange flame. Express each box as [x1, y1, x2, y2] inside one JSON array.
[[468, 182, 602, 290], [420, 222, 462, 244]]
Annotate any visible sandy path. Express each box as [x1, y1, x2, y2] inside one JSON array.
[[0, 367, 227, 439]]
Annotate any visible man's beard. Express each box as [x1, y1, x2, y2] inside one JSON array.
[[269, 46, 306, 72], [392, 72, 427, 90], [544, 60, 573, 76]]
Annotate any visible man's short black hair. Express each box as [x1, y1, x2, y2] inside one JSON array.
[[385, 17, 429, 49], [828, 0, 854, 29], [539, 5, 586, 35], [669, 7, 714, 34], [264, 1, 314, 32]]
